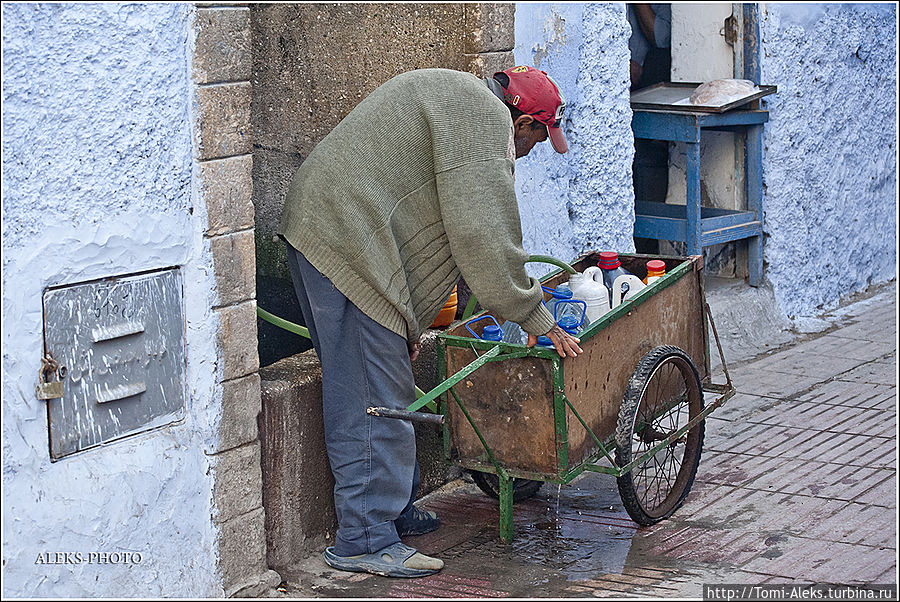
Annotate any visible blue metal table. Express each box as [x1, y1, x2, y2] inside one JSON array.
[[632, 108, 768, 286]]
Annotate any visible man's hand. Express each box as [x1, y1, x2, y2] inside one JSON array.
[[407, 338, 422, 362], [526, 324, 583, 358]]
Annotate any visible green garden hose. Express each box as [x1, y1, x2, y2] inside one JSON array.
[[461, 254, 577, 320], [256, 306, 432, 407], [257, 254, 575, 410], [257, 307, 310, 339], [526, 254, 577, 275]]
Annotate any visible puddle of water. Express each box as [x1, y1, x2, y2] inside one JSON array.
[[511, 473, 637, 582]]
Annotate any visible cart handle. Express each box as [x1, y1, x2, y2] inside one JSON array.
[[366, 406, 444, 425]]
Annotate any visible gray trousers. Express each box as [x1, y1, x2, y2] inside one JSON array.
[[285, 241, 418, 556]]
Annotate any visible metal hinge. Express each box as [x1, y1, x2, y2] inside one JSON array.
[[723, 14, 739, 47]]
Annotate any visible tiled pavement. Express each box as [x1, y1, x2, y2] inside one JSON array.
[[276, 288, 896, 598]]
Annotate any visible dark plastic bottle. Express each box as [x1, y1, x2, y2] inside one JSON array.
[[597, 252, 636, 307]]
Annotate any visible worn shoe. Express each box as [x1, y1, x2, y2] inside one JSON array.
[[323, 542, 443, 578], [395, 505, 441, 537]]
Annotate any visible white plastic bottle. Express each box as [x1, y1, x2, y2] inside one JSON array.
[[611, 274, 646, 307], [568, 266, 611, 325]]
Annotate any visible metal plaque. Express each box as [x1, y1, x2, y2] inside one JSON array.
[[42, 268, 186, 459]]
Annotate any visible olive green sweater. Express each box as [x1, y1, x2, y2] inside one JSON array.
[[279, 69, 555, 341]]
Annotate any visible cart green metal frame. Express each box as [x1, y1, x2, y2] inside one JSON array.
[[398, 252, 735, 542]]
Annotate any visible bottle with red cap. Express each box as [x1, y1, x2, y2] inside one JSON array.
[[597, 252, 635, 307], [644, 260, 667, 285]]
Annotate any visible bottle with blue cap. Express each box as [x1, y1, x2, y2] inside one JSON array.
[[535, 335, 555, 348], [497, 286, 570, 347], [542, 284, 573, 321], [553, 298, 587, 335], [465, 315, 504, 342]]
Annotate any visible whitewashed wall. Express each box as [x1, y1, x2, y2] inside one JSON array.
[[514, 3, 635, 276], [760, 3, 897, 317], [1, 4, 222, 596], [514, 3, 896, 317]]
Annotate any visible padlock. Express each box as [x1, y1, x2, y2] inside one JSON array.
[[37, 379, 64, 400], [36, 354, 65, 400]]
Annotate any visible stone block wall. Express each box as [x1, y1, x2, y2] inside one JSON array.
[[191, 4, 279, 596], [464, 3, 517, 77], [259, 353, 332, 570]]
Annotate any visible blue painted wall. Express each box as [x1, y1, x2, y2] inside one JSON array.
[[760, 3, 897, 317], [514, 3, 635, 276]]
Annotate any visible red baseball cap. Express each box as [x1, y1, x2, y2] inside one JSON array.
[[495, 65, 568, 154]]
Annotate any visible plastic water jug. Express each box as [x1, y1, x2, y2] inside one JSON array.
[[465, 315, 503, 341], [611, 274, 646, 307], [553, 299, 587, 335], [541, 285, 573, 322], [500, 320, 527, 345], [568, 267, 611, 325]]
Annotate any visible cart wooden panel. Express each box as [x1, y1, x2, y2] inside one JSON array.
[[445, 351, 557, 474], [441, 253, 709, 480], [560, 254, 708, 469]]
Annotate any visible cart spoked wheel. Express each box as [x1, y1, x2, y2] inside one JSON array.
[[615, 345, 704, 525], [469, 470, 543, 502]]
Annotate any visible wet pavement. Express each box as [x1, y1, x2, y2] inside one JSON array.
[[273, 286, 896, 598]]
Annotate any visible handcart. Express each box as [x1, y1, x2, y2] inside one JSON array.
[[375, 252, 735, 542]]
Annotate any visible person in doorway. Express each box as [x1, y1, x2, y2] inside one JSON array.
[[628, 3, 671, 90], [629, 3, 673, 254], [278, 66, 582, 578]]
